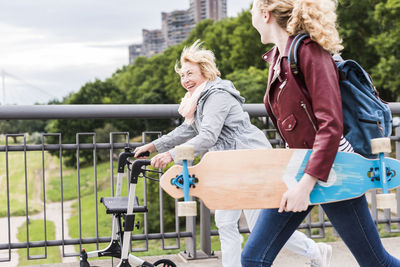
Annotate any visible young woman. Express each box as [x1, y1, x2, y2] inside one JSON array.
[[242, 0, 400, 266], [134, 40, 330, 267]]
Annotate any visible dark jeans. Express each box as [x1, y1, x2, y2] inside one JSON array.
[[241, 195, 400, 267]]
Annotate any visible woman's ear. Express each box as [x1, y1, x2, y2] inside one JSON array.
[[263, 10, 271, 23]]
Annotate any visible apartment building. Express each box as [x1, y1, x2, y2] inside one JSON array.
[[129, 0, 227, 63]]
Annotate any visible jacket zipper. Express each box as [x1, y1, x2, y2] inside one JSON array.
[[276, 79, 288, 102], [268, 91, 284, 138], [300, 101, 317, 132]]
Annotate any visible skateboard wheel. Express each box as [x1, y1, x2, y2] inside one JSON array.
[[376, 193, 397, 210], [175, 145, 195, 162], [371, 138, 391, 154], [177, 201, 197, 217]]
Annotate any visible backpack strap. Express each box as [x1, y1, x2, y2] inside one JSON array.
[[289, 35, 354, 83], [288, 34, 309, 75]]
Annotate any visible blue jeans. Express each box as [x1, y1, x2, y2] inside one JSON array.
[[241, 195, 400, 267]]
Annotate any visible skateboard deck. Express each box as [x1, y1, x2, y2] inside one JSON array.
[[160, 149, 400, 210]]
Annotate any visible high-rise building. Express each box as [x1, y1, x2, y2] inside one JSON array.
[[162, 10, 194, 47], [189, 0, 227, 23], [142, 29, 166, 57], [128, 44, 143, 64], [129, 0, 228, 63]]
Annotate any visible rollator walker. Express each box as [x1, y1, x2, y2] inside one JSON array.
[[80, 148, 176, 267]]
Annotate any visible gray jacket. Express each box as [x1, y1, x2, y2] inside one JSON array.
[[152, 77, 272, 160]]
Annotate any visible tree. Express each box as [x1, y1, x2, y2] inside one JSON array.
[[369, 0, 400, 100], [337, 0, 381, 68], [336, 0, 399, 101], [0, 119, 47, 143], [45, 79, 130, 166], [226, 66, 269, 104]]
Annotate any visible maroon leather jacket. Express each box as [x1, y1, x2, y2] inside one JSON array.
[[263, 36, 343, 182]]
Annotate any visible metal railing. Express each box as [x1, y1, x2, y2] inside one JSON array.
[[0, 104, 399, 263]]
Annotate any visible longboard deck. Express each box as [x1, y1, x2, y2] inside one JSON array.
[[160, 149, 400, 210]]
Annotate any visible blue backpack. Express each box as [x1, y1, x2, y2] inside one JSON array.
[[288, 34, 392, 158]]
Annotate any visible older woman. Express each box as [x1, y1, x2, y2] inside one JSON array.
[[134, 40, 327, 267]]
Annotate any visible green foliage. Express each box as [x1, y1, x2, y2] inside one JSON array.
[[226, 66, 269, 103], [203, 11, 270, 74], [65, 79, 125, 104], [45, 79, 135, 166], [0, 120, 47, 143], [183, 11, 270, 77], [336, 0, 399, 101], [337, 0, 381, 68], [369, 0, 400, 100]]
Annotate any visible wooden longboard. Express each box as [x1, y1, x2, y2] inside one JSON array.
[[160, 149, 400, 210]]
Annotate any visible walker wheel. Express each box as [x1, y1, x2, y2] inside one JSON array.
[[153, 259, 177, 267], [177, 201, 197, 217], [376, 193, 397, 210], [175, 145, 195, 162], [371, 138, 391, 154]]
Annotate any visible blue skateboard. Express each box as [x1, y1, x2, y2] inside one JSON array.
[[160, 139, 399, 212]]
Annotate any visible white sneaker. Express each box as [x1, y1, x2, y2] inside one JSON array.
[[309, 243, 332, 267]]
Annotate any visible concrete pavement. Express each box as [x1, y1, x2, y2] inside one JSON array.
[[25, 236, 400, 267]]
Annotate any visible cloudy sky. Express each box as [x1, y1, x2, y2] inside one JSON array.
[[0, 0, 252, 105]]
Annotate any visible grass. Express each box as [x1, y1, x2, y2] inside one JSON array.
[[46, 160, 112, 202], [0, 150, 48, 217], [17, 219, 61, 265]]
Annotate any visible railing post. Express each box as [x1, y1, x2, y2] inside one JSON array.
[[200, 201, 212, 256], [181, 188, 215, 260], [371, 190, 378, 224], [180, 196, 197, 259]]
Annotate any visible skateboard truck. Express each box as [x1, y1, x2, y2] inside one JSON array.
[[371, 138, 397, 210], [367, 167, 395, 182], [174, 145, 197, 217], [171, 174, 197, 189]]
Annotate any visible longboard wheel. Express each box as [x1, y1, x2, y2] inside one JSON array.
[[376, 193, 397, 210], [371, 138, 391, 154], [175, 145, 195, 162], [177, 201, 197, 217]]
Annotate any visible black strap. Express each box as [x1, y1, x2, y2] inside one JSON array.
[[288, 34, 309, 75]]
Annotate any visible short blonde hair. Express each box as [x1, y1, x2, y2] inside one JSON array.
[[175, 40, 221, 81], [255, 0, 343, 54]]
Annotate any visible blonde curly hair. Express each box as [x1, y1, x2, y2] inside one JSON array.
[[175, 40, 221, 81], [255, 0, 343, 54]]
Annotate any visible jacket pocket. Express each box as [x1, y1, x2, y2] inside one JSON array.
[[281, 114, 297, 132]]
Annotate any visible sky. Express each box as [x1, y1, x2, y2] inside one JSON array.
[[0, 0, 253, 105]]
